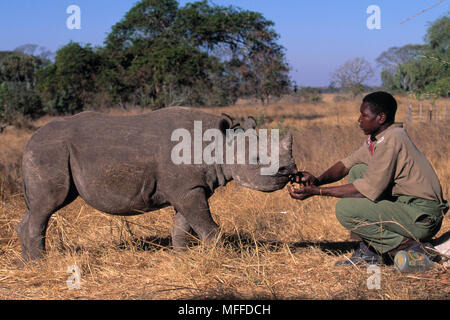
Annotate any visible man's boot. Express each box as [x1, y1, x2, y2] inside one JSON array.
[[387, 237, 439, 263], [335, 241, 382, 266]]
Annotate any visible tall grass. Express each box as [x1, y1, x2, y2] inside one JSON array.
[[0, 94, 448, 299]]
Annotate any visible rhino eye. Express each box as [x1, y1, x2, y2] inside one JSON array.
[[277, 166, 290, 175]]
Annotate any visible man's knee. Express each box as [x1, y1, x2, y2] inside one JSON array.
[[348, 164, 368, 183], [335, 198, 359, 229]]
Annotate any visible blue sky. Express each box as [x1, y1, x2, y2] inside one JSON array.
[[0, 0, 448, 86]]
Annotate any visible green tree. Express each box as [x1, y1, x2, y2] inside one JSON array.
[[102, 0, 215, 107], [421, 15, 449, 97], [425, 15, 449, 53], [175, 0, 290, 104], [380, 16, 449, 98], [376, 44, 426, 90], [0, 52, 45, 88], [0, 52, 44, 125], [37, 42, 104, 114], [102, 0, 290, 108], [13, 44, 54, 63], [0, 82, 42, 126]]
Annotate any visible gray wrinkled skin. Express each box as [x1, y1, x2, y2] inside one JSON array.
[[17, 107, 297, 260]]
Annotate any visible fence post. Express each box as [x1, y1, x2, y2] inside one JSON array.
[[419, 103, 423, 121], [408, 104, 413, 123]]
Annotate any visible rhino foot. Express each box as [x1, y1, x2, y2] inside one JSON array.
[[171, 212, 219, 251], [172, 212, 195, 251], [16, 211, 45, 261]]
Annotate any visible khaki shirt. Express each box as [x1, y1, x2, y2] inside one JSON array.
[[341, 123, 444, 203]]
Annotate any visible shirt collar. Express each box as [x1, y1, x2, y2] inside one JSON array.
[[371, 122, 403, 141]]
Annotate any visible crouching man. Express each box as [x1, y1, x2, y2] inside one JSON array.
[[288, 91, 448, 266]]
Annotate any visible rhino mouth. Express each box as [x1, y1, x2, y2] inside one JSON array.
[[258, 175, 291, 192]]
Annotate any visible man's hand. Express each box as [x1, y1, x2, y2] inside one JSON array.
[[287, 163, 364, 200], [298, 171, 320, 186], [289, 171, 319, 186], [287, 184, 319, 201]]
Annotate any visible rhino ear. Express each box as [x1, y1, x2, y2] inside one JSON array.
[[218, 113, 234, 134], [280, 131, 293, 153], [243, 116, 257, 130]]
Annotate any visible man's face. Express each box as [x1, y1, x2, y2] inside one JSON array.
[[358, 102, 383, 136]]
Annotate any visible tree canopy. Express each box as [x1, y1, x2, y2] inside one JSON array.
[[330, 57, 374, 96], [377, 15, 449, 98], [101, 0, 291, 108], [0, 52, 44, 125], [36, 42, 104, 114]]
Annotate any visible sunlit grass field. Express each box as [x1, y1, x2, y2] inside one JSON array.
[[0, 93, 448, 299]]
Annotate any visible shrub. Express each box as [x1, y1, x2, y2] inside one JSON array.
[[0, 82, 43, 126], [297, 87, 322, 103]]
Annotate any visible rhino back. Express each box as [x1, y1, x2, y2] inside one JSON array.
[[63, 108, 221, 172]]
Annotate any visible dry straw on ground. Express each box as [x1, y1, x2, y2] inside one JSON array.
[[0, 93, 448, 300]]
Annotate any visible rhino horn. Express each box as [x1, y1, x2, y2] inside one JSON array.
[[280, 131, 293, 153], [243, 116, 257, 130], [218, 114, 234, 134]]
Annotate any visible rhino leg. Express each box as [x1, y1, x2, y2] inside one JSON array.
[[171, 212, 195, 251], [16, 210, 32, 258], [172, 188, 219, 247], [17, 148, 77, 260]]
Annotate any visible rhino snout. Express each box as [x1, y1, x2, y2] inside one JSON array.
[[277, 164, 298, 176]]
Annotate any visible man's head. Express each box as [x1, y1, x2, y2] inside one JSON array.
[[358, 91, 397, 136], [363, 91, 397, 124]]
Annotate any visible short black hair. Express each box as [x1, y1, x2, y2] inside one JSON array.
[[362, 91, 397, 124]]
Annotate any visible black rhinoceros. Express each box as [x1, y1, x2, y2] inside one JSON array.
[[17, 107, 297, 260]]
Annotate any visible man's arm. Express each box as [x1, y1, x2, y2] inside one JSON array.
[[298, 161, 350, 186], [318, 183, 364, 198], [316, 161, 350, 185], [288, 183, 364, 200], [289, 161, 364, 200]]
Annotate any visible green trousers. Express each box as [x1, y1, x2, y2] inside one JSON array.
[[335, 164, 448, 254]]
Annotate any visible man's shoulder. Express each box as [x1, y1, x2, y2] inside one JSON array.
[[381, 124, 409, 143], [387, 126, 407, 138]]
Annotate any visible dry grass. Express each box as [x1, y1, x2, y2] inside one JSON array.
[[0, 93, 449, 300]]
